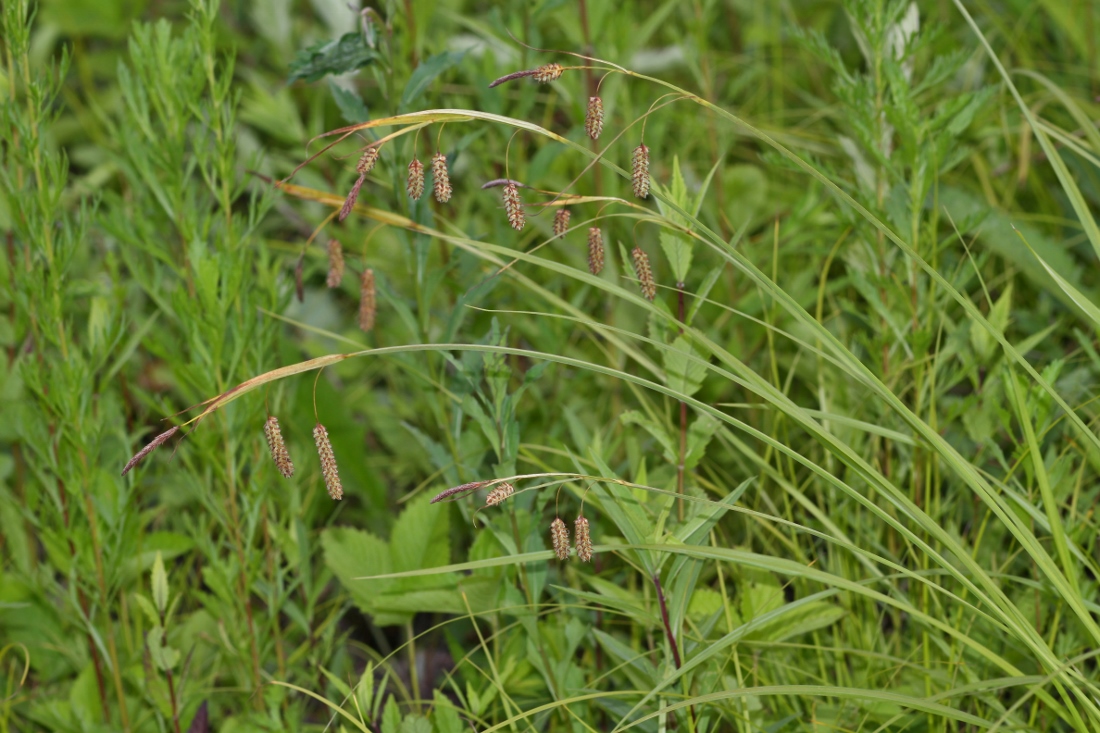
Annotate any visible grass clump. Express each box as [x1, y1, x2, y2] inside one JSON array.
[[4, 0, 1100, 731]]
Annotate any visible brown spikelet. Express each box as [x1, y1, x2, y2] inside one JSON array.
[[431, 152, 452, 203], [553, 208, 570, 238], [407, 158, 424, 200], [485, 482, 515, 506], [550, 517, 570, 560], [431, 481, 489, 504], [632, 143, 650, 199], [339, 175, 366, 221], [313, 423, 343, 500], [356, 146, 380, 175], [326, 239, 344, 287], [264, 416, 294, 478], [585, 96, 604, 140], [587, 228, 605, 275], [502, 182, 524, 231], [632, 246, 656, 300], [121, 426, 179, 476], [358, 269, 376, 332], [574, 516, 592, 562], [532, 63, 563, 83]]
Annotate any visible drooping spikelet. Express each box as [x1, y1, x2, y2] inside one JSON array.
[[553, 208, 570, 238], [339, 175, 365, 221], [585, 96, 604, 140], [485, 482, 515, 506], [358, 268, 376, 332], [632, 245, 656, 300], [326, 239, 344, 287], [502, 182, 524, 231], [631, 143, 650, 199], [574, 516, 592, 562], [356, 146, 380, 175], [587, 228, 605, 275], [407, 158, 425, 200], [313, 423, 343, 500], [264, 416, 294, 479], [431, 152, 452, 203], [121, 426, 180, 476], [550, 517, 570, 560], [532, 63, 563, 84]]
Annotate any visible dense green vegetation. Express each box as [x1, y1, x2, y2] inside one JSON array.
[[4, 0, 1100, 730]]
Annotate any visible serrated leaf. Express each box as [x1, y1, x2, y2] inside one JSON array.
[[133, 593, 160, 627], [433, 690, 463, 733], [688, 587, 726, 620], [329, 81, 369, 124], [288, 33, 378, 84], [664, 335, 707, 398], [151, 551, 168, 616], [147, 626, 179, 671], [381, 695, 401, 733], [390, 494, 451, 578], [401, 51, 465, 109], [684, 413, 720, 470], [321, 527, 396, 619]]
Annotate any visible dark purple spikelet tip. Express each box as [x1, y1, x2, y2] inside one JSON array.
[[339, 175, 365, 221], [431, 481, 490, 503], [122, 426, 180, 476]]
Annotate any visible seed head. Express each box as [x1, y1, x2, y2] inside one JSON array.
[[121, 426, 179, 476], [407, 158, 425, 200], [532, 63, 563, 83], [485, 482, 515, 506], [264, 416, 294, 478], [574, 516, 592, 562], [587, 228, 605, 275], [358, 268, 376, 332], [431, 481, 489, 503], [550, 517, 570, 560], [431, 152, 452, 203], [356, 146, 380, 175], [339, 175, 365, 221], [553, 208, 571, 238], [585, 97, 604, 140], [632, 245, 656, 300], [502, 182, 524, 231], [632, 143, 650, 199], [326, 239, 344, 288], [313, 423, 343, 501]]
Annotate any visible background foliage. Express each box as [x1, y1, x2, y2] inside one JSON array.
[[3, 0, 1100, 731]]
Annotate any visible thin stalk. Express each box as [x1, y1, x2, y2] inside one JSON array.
[[653, 572, 694, 731], [166, 668, 182, 733]]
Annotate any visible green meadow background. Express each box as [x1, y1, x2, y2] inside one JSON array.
[[3, 0, 1100, 731]]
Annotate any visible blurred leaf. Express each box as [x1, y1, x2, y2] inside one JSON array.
[[288, 33, 379, 83], [151, 551, 168, 616], [401, 51, 466, 109], [664, 335, 707, 398], [330, 81, 370, 124]]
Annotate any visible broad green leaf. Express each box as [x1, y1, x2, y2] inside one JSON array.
[[664, 335, 707, 397], [381, 695, 400, 733], [684, 414, 720, 470], [288, 33, 379, 84], [432, 690, 464, 733]]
